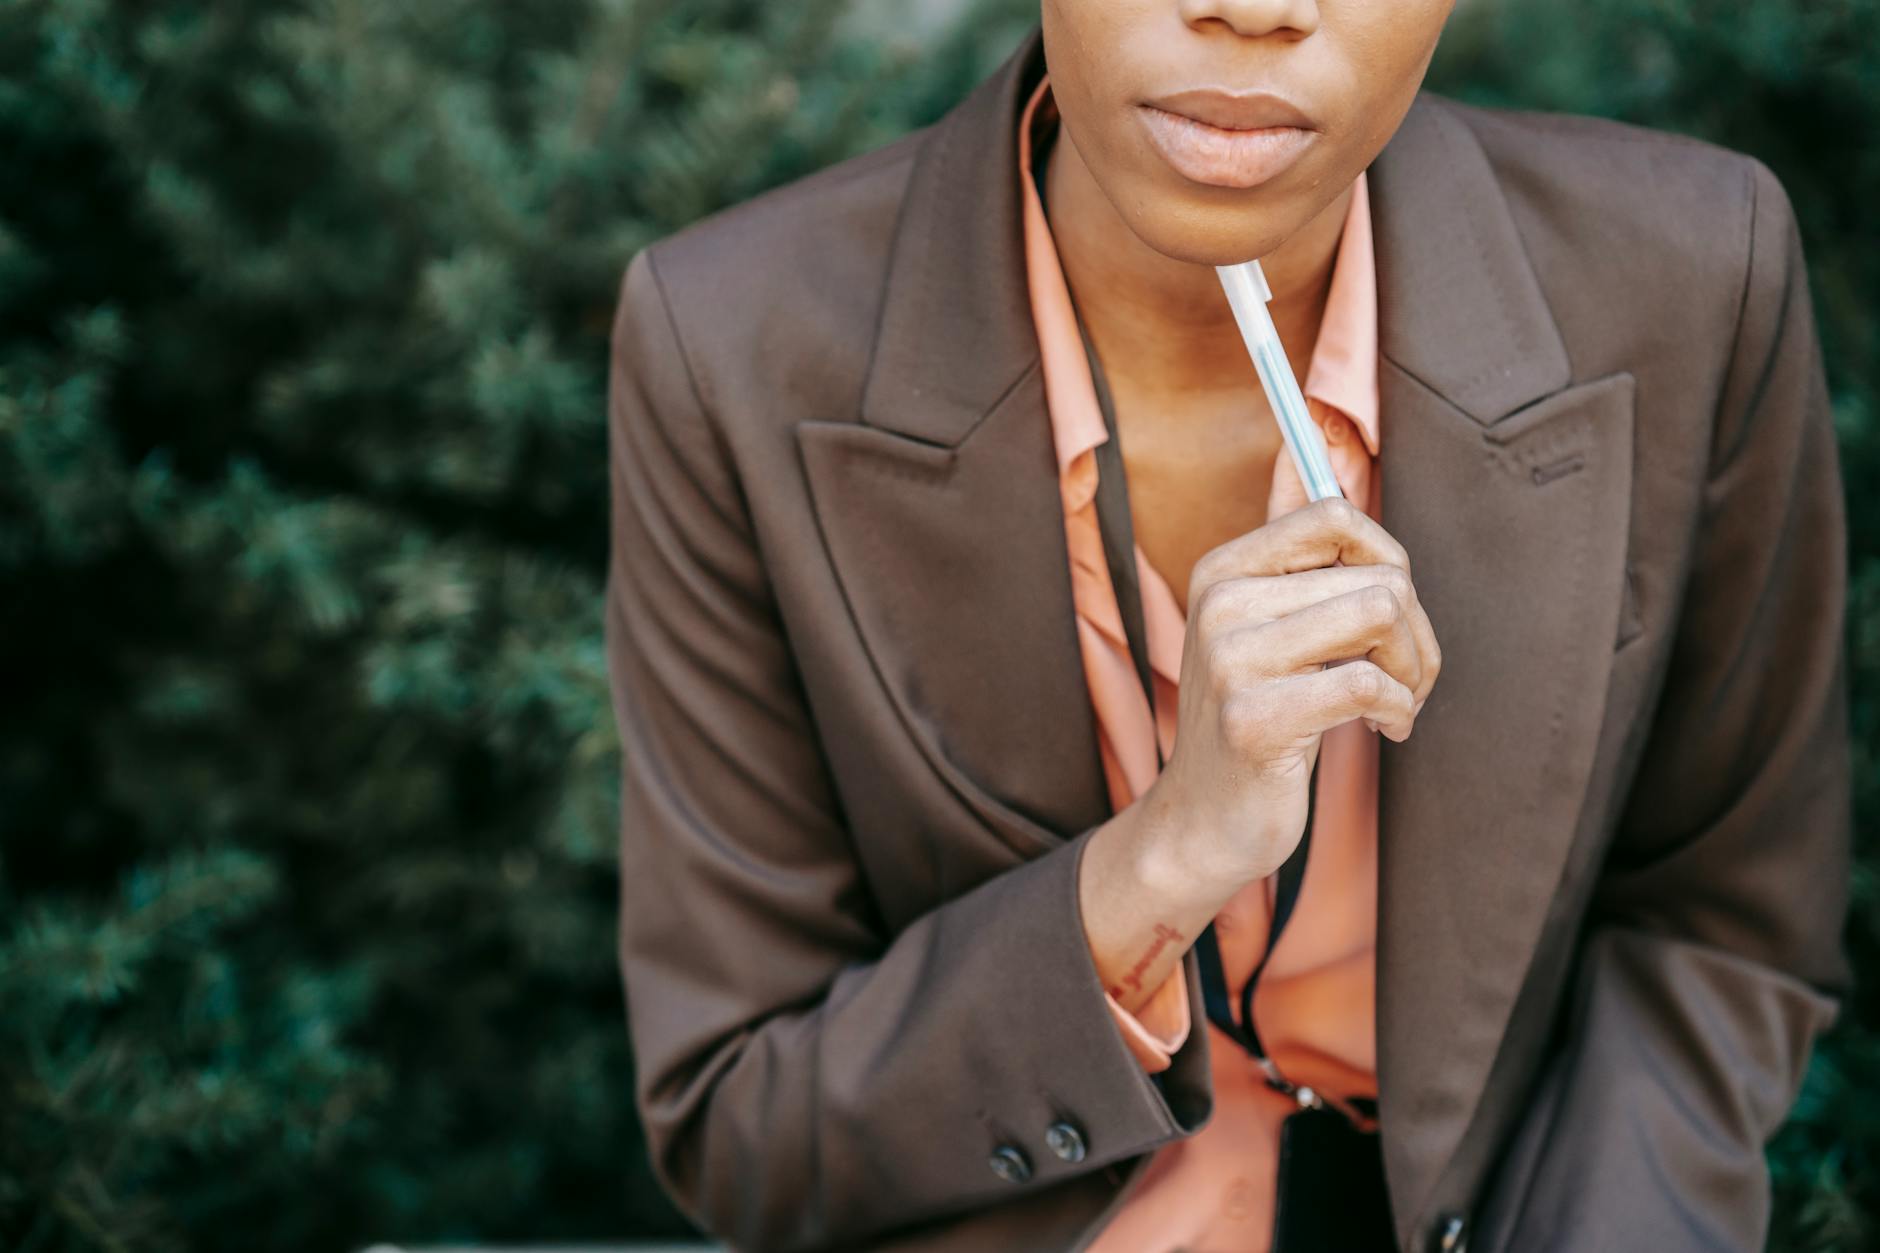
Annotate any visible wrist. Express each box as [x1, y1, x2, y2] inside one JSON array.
[[1130, 779, 1246, 921]]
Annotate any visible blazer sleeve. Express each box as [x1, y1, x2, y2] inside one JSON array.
[[605, 246, 1210, 1252], [1471, 157, 1852, 1252]]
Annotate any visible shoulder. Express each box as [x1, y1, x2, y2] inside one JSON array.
[[648, 120, 928, 286], [616, 125, 929, 414], [1439, 91, 1793, 234], [1422, 93, 1803, 392], [608, 126, 931, 541], [1446, 91, 1798, 284]]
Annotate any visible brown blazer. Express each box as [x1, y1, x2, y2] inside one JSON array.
[[604, 25, 1850, 1253]]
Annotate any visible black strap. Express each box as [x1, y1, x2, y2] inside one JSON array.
[[1082, 317, 1164, 774], [1074, 296, 1318, 1078], [1035, 123, 1321, 1093], [1034, 93, 1382, 1136]]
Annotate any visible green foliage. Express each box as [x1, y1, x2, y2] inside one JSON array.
[[1, 0, 1875, 1249], [0, 0, 982, 1248]]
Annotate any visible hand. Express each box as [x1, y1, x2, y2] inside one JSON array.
[[1144, 496, 1442, 888]]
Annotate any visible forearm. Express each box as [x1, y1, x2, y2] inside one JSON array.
[[1077, 784, 1243, 1018], [627, 820, 1211, 1250]]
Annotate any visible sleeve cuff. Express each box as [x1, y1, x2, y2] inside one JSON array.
[[1103, 964, 1192, 1072]]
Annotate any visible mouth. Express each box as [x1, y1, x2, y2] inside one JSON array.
[[1136, 90, 1320, 190]]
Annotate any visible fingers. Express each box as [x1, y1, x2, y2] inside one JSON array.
[[1184, 498, 1444, 741], [1235, 584, 1422, 695], [1217, 659, 1417, 754], [1266, 660, 1418, 744], [1191, 497, 1410, 597], [1194, 564, 1442, 708], [1193, 565, 1389, 625]]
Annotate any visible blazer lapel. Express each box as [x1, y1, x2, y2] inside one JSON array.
[[1368, 96, 1637, 1241], [796, 29, 1113, 857]]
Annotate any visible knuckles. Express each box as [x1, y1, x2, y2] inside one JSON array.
[[1352, 583, 1401, 630], [1204, 634, 1246, 700], [1377, 564, 1415, 609], [1312, 496, 1362, 533], [1192, 577, 1237, 638], [1342, 661, 1388, 705], [1218, 691, 1276, 759], [1187, 554, 1222, 611]]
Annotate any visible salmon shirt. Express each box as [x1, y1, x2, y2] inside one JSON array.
[[1018, 73, 1384, 1253]]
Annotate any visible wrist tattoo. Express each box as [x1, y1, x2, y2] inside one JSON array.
[[1108, 922, 1184, 1001]]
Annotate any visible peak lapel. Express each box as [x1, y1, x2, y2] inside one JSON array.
[[797, 27, 1113, 855], [1368, 96, 1637, 1240]]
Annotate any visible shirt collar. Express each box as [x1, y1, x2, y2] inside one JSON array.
[[1018, 72, 1380, 503]]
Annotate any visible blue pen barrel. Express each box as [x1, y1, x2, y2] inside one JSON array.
[[1254, 337, 1343, 502], [1216, 260, 1345, 503]]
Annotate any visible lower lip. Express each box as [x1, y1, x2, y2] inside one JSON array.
[[1137, 104, 1316, 189]]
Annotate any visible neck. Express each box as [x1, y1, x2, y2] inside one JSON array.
[[1041, 115, 1352, 398]]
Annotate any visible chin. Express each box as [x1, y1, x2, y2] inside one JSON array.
[[1119, 203, 1302, 269], [1095, 151, 1332, 266]]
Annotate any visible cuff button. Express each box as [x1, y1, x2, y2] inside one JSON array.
[[1045, 1120, 1088, 1163], [989, 1144, 1033, 1184]]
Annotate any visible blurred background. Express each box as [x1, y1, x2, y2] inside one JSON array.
[[2, 0, 1874, 1249]]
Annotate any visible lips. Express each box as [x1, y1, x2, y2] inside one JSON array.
[[1144, 88, 1318, 132], [1137, 88, 1320, 189]]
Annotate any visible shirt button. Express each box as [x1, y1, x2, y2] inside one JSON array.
[[1431, 1213, 1468, 1252], [1044, 1120, 1088, 1163], [988, 1144, 1033, 1184]]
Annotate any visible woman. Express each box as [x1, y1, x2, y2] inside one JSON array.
[[605, 5, 1850, 1251]]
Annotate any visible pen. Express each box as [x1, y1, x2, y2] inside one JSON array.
[[1215, 260, 1344, 502]]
